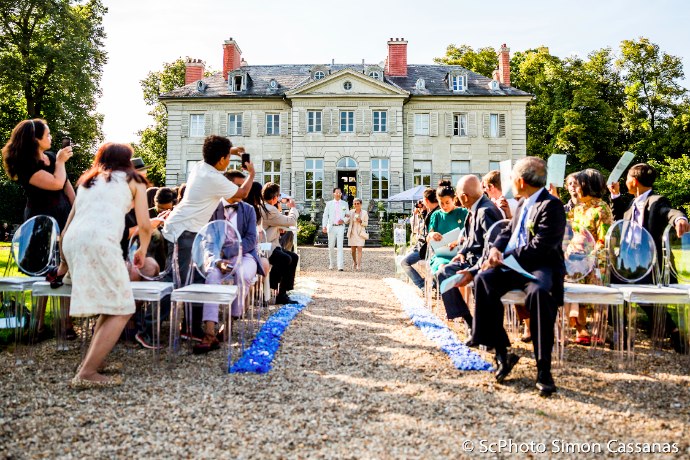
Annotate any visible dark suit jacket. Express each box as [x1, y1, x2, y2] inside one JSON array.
[[210, 201, 265, 276], [460, 195, 503, 276], [494, 188, 566, 304], [611, 194, 633, 222]]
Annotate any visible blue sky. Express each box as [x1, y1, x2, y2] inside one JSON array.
[[99, 0, 690, 142]]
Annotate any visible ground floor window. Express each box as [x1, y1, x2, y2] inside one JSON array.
[[371, 159, 389, 200], [263, 160, 281, 184], [413, 160, 432, 187], [305, 159, 324, 200]]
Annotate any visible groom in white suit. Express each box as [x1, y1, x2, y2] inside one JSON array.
[[322, 187, 350, 271]]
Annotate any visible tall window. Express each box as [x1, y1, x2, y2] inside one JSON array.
[[227, 113, 242, 136], [413, 160, 432, 187], [228, 159, 242, 171], [451, 74, 467, 92], [371, 159, 389, 200], [307, 111, 322, 133], [340, 111, 354, 133], [305, 159, 324, 200], [266, 113, 280, 135], [263, 160, 281, 184], [490, 114, 499, 137], [489, 160, 501, 171], [190, 114, 205, 137], [373, 111, 387, 132], [453, 113, 468, 136], [451, 161, 471, 186], [415, 113, 429, 135]]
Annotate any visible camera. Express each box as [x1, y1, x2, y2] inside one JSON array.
[[241, 153, 250, 169], [61, 137, 72, 148], [415, 200, 424, 209]]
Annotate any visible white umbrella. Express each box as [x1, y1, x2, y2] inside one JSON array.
[[385, 185, 427, 202]]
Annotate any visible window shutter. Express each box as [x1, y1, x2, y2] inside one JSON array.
[[430, 112, 439, 137], [281, 170, 291, 196], [323, 108, 332, 134], [257, 113, 265, 137], [388, 109, 396, 134], [219, 114, 228, 137], [498, 113, 506, 138], [356, 109, 364, 134], [242, 111, 251, 136], [204, 113, 212, 135], [404, 171, 414, 190], [432, 173, 442, 187], [323, 170, 334, 195], [408, 113, 415, 136], [280, 111, 289, 137], [444, 112, 453, 137], [294, 171, 305, 201], [181, 114, 189, 138], [332, 109, 340, 135], [359, 168, 370, 200], [468, 112, 477, 137], [364, 109, 372, 134], [482, 113, 490, 137], [299, 109, 306, 135], [390, 169, 401, 195]]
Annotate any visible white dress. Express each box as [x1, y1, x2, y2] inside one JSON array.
[[62, 172, 135, 317]]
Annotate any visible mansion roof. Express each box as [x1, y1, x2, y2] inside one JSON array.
[[160, 64, 531, 100]]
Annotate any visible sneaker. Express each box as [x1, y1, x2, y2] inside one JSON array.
[[135, 332, 162, 350]]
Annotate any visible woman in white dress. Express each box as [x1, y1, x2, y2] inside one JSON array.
[[62, 143, 151, 389], [346, 198, 368, 271]]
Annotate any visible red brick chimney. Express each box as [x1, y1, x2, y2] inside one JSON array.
[[386, 38, 408, 77], [223, 38, 242, 81], [184, 58, 205, 85], [498, 44, 510, 86]]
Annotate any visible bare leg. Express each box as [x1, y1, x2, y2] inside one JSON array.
[[357, 247, 363, 270], [351, 247, 357, 269], [77, 314, 131, 382]]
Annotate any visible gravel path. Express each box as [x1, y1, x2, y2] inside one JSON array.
[[1, 247, 689, 458]]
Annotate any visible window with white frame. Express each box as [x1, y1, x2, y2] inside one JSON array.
[[413, 160, 432, 187], [189, 114, 205, 137], [414, 113, 430, 135], [451, 74, 467, 92], [307, 110, 322, 133], [489, 160, 501, 171], [314, 71, 325, 80], [305, 159, 324, 200], [263, 160, 281, 184], [373, 111, 387, 132], [371, 159, 389, 200], [490, 113, 500, 137], [453, 113, 468, 136], [451, 160, 471, 186], [266, 113, 280, 135], [227, 113, 242, 136], [369, 71, 381, 80], [228, 159, 243, 171], [186, 160, 199, 179], [340, 111, 354, 133]]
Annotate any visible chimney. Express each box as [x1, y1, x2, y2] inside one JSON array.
[[184, 58, 205, 85], [223, 38, 242, 81], [498, 44, 510, 86], [386, 37, 408, 77]]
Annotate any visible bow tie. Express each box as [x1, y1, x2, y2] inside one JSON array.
[[224, 203, 238, 210]]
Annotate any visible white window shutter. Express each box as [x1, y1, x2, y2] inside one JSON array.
[[280, 170, 291, 195], [181, 114, 189, 138], [430, 112, 439, 137], [404, 172, 414, 190], [299, 109, 306, 135], [468, 112, 477, 137], [219, 114, 227, 137], [332, 109, 340, 135], [364, 109, 372, 134], [390, 169, 400, 194], [257, 113, 265, 137], [445, 112, 453, 137], [432, 173, 442, 187], [482, 113, 490, 137], [356, 109, 364, 134], [280, 112, 288, 137], [323, 108, 332, 134], [294, 171, 305, 201], [204, 113, 212, 135], [408, 113, 415, 136], [388, 109, 396, 134], [499, 113, 506, 138], [242, 111, 251, 136]]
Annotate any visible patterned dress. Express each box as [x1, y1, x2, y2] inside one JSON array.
[[568, 197, 613, 283]]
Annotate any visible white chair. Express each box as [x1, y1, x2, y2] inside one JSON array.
[[661, 224, 690, 354]]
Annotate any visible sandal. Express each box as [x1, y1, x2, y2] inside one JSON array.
[[70, 375, 123, 390], [575, 335, 591, 345]]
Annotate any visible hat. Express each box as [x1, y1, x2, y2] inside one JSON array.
[[132, 157, 148, 170]]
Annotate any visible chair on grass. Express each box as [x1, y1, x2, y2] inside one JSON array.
[[661, 224, 690, 354]]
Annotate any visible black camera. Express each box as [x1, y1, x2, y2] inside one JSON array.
[[61, 137, 72, 148]]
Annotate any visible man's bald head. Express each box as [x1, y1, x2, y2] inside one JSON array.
[[457, 174, 483, 200]]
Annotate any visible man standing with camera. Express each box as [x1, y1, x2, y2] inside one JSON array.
[[322, 187, 349, 271]]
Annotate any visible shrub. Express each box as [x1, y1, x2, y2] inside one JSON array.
[[297, 220, 318, 245]]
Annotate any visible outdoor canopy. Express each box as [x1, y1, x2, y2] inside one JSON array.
[[385, 185, 427, 202]]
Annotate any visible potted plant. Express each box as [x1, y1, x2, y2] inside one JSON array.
[[309, 200, 317, 222], [376, 201, 386, 221]]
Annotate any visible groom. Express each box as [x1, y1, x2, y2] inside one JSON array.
[[470, 157, 565, 397]]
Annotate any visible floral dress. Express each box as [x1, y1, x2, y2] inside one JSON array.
[[568, 198, 613, 284]]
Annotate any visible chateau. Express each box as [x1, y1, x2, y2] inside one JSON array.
[[160, 37, 531, 210]]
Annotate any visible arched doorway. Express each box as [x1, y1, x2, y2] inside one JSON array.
[[336, 157, 358, 209]]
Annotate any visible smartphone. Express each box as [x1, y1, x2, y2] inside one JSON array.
[[61, 137, 72, 148], [241, 153, 250, 169]]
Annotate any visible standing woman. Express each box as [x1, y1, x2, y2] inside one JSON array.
[[346, 198, 368, 271], [62, 143, 151, 388]]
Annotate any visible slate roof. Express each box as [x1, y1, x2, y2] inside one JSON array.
[[159, 64, 531, 99]]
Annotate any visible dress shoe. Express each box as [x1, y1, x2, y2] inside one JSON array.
[[494, 353, 519, 383], [464, 338, 479, 348], [536, 370, 557, 397], [275, 293, 291, 305]]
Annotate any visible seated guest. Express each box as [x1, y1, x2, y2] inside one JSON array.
[[426, 180, 468, 275], [436, 175, 503, 330], [149, 187, 176, 218], [469, 157, 565, 397], [563, 172, 580, 213], [194, 176, 265, 354], [177, 183, 187, 203], [246, 182, 272, 280], [401, 188, 440, 290], [259, 182, 299, 305], [482, 170, 518, 219], [610, 163, 689, 352]]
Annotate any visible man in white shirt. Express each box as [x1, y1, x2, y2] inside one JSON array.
[[321, 187, 350, 271], [482, 170, 518, 219]]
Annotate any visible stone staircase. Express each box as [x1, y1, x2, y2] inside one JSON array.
[[312, 211, 383, 247]]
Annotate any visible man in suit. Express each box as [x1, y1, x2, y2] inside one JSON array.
[[436, 175, 503, 329], [609, 163, 689, 352], [321, 187, 350, 271], [470, 157, 566, 397]]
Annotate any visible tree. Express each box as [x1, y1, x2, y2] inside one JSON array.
[[132, 58, 186, 186], [434, 44, 498, 77], [0, 0, 107, 175]]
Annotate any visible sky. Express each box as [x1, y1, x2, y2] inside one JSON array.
[[98, 0, 690, 142]]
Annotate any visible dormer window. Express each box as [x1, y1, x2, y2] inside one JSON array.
[[364, 65, 384, 81], [415, 78, 426, 90], [449, 72, 467, 92], [369, 71, 381, 80], [269, 79, 278, 89], [314, 71, 325, 80], [489, 80, 500, 90], [229, 71, 247, 92]]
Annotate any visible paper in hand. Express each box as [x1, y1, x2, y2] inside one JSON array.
[[546, 154, 567, 188], [440, 273, 465, 294], [499, 160, 513, 199], [607, 151, 635, 185], [502, 255, 538, 280]]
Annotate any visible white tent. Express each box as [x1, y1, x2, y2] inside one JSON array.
[[385, 185, 427, 203]]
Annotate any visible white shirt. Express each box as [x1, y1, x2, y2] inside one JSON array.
[[162, 162, 238, 242], [505, 188, 545, 253], [631, 189, 652, 228]]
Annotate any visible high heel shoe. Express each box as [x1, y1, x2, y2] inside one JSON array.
[[46, 266, 66, 289]]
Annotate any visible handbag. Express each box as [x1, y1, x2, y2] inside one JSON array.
[[358, 227, 369, 240]]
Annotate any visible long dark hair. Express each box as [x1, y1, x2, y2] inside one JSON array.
[[247, 181, 267, 224], [2, 118, 48, 180], [78, 143, 149, 188]]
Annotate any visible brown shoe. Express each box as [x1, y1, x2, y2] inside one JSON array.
[[192, 335, 220, 354]]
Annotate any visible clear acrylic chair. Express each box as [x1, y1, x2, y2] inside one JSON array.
[[661, 224, 690, 354], [169, 220, 243, 370], [1, 215, 60, 364]]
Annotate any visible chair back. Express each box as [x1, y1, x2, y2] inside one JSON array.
[[662, 224, 690, 284], [191, 220, 243, 283], [563, 222, 596, 282], [11, 215, 60, 276], [128, 230, 172, 281], [605, 219, 657, 283], [482, 219, 511, 255]]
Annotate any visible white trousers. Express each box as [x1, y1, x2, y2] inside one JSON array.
[[328, 224, 345, 269]]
